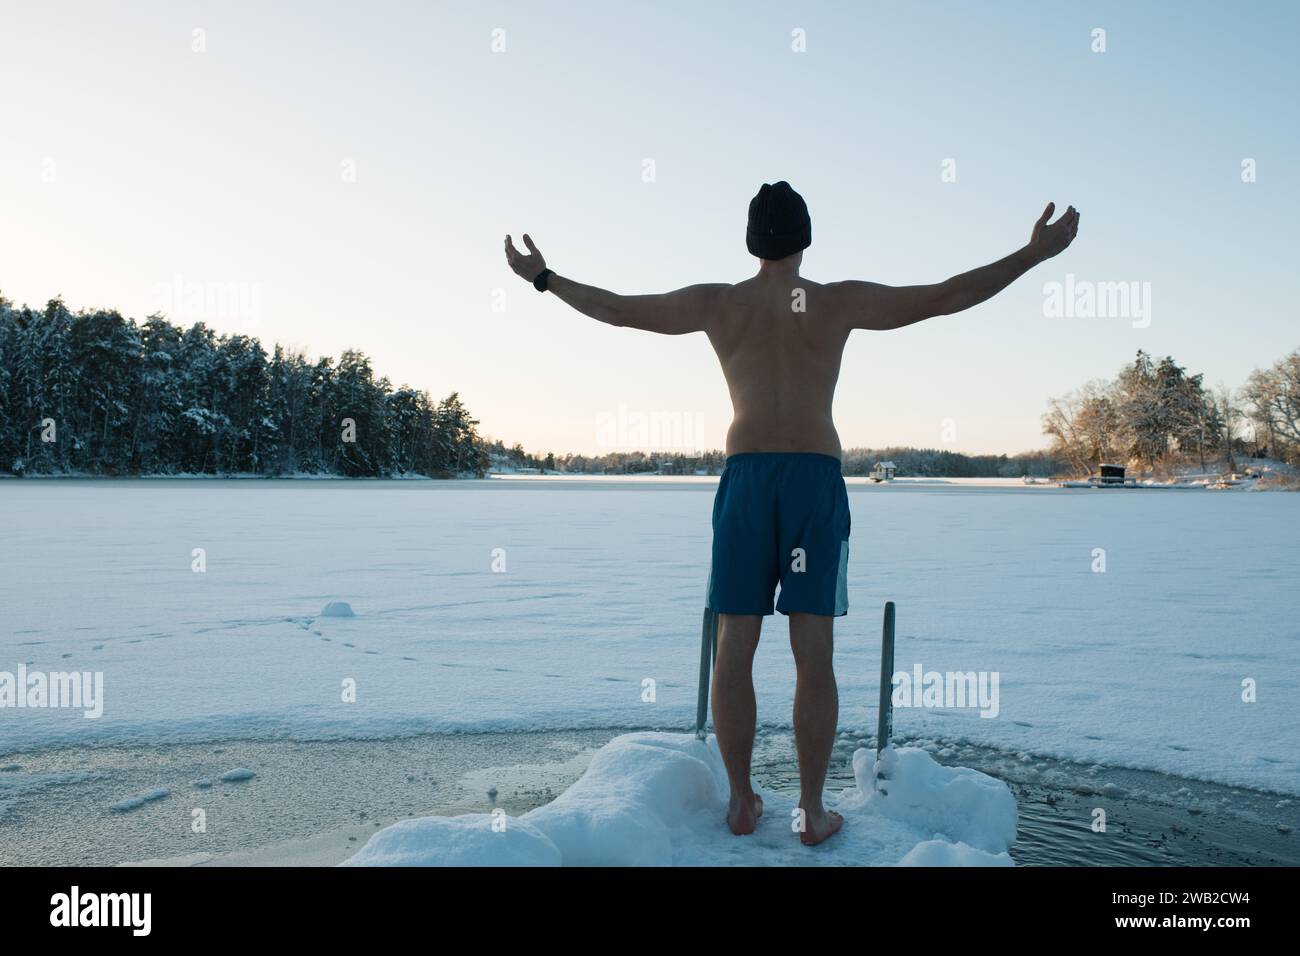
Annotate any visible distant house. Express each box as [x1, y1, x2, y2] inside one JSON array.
[[1098, 462, 1126, 485], [870, 461, 897, 482]]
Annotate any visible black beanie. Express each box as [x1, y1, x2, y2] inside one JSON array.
[[746, 181, 811, 260]]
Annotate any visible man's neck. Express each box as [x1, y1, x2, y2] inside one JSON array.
[[755, 260, 800, 280]]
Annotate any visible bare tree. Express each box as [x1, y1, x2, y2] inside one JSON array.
[[1244, 348, 1300, 463], [1042, 380, 1116, 475]]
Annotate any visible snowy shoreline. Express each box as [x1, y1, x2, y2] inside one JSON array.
[[5, 727, 1295, 867], [4, 471, 1293, 490], [6, 716, 1300, 803]]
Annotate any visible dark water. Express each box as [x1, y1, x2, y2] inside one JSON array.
[[750, 731, 1300, 867]]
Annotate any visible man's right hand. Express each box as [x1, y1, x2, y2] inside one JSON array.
[[1027, 202, 1080, 262]]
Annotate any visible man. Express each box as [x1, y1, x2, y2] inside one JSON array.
[[505, 182, 1078, 845]]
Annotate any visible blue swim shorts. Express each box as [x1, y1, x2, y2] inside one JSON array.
[[706, 452, 851, 617]]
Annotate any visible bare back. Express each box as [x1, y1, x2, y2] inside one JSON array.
[[707, 276, 849, 458]]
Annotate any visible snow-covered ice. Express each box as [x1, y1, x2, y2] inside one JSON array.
[[1, 480, 1297, 795], [344, 732, 1017, 866]]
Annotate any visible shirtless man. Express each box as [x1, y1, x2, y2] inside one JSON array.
[[505, 181, 1079, 846]]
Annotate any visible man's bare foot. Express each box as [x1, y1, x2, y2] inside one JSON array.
[[799, 807, 843, 846], [726, 791, 764, 835]]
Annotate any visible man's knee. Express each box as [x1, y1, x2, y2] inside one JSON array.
[[788, 613, 834, 669], [718, 613, 761, 649]]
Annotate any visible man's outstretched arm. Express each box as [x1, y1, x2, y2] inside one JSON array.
[[505, 234, 724, 335], [834, 202, 1080, 331]]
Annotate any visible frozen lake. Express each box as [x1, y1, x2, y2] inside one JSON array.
[[2, 478, 1298, 795]]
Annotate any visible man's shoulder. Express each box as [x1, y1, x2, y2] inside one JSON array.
[[683, 282, 734, 300], [819, 280, 895, 316], [822, 279, 885, 295]]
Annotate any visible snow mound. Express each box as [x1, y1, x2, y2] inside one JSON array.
[[849, 745, 1018, 853], [897, 840, 1013, 866], [340, 813, 561, 867], [319, 601, 355, 617], [346, 732, 1017, 867], [525, 733, 722, 866], [220, 768, 255, 782]]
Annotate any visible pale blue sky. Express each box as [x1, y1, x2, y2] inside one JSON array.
[[2, 1, 1295, 454]]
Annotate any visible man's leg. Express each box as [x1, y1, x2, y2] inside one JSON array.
[[711, 612, 764, 835], [789, 612, 843, 845]]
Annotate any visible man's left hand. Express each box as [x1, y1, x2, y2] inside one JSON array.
[[505, 234, 547, 282]]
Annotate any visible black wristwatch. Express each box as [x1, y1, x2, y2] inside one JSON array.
[[533, 268, 554, 292]]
